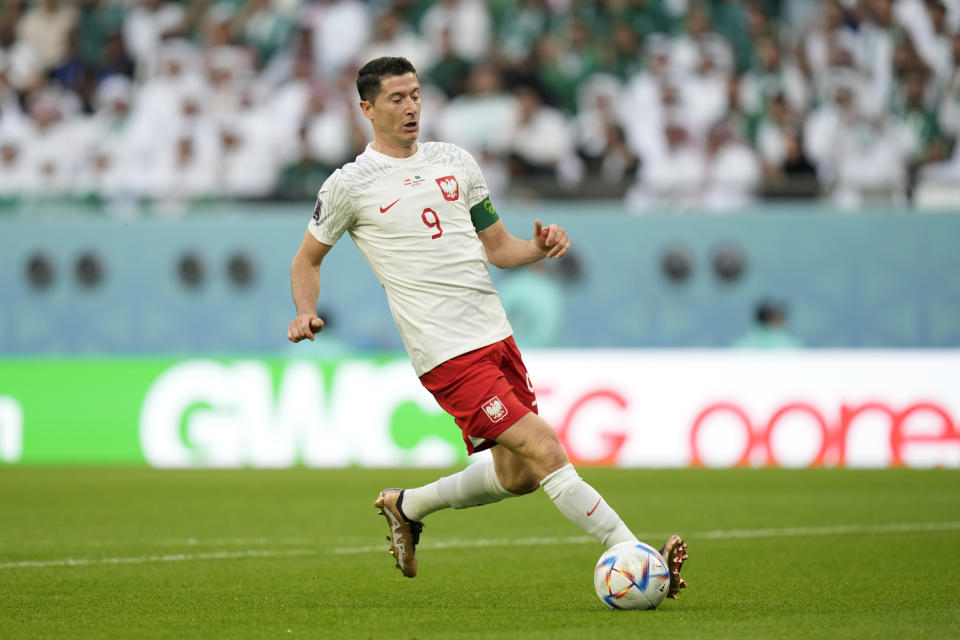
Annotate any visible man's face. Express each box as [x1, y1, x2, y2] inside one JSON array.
[[361, 72, 421, 148]]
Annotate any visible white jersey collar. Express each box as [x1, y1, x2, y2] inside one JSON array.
[[364, 142, 423, 164]]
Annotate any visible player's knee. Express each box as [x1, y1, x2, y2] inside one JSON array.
[[533, 430, 569, 471], [497, 414, 570, 477], [501, 468, 540, 495], [521, 428, 569, 475]]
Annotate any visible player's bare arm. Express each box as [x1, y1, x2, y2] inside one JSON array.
[[288, 231, 333, 342], [479, 219, 570, 269]]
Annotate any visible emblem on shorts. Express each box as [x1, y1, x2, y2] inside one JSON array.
[[481, 396, 508, 423], [436, 175, 459, 201]]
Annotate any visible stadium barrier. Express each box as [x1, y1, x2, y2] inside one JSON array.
[[1, 351, 957, 468], [2, 205, 960, 352]]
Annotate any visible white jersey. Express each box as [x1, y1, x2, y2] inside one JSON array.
[[308, 142, 513, 375]]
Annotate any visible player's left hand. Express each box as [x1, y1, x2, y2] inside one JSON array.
[[533, 219, 570, 259]]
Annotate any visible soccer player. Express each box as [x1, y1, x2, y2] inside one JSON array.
[[287, 56, 687, 596]]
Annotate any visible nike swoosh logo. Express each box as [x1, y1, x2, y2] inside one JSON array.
[[379, 198, 401, 213], [586, 498, 601, 516]]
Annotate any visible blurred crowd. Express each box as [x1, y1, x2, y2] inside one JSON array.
[[0, 0, 959, 212]]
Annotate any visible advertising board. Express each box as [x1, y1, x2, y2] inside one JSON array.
[[1, 352, 957, 468]]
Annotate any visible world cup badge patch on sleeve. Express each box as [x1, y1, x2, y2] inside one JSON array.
[[435, 176, 459, 201], [312, 198, 323, 222], [481, 396, 508, 423]]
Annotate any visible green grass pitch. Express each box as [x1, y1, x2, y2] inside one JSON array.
[[1, 467, 959, 639]]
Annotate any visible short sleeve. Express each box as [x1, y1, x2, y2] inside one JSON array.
[[307, 170, 356, 245], [458, 147, 490, 209]]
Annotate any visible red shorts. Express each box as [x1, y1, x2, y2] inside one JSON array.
[[419, 336, 538, 455]]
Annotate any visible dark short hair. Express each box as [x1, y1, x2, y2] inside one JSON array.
[[356, 57, 417, 103], [756, 298, 787, 324]]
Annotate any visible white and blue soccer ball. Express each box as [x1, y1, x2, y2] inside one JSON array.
[[594, 541, 671, 610]]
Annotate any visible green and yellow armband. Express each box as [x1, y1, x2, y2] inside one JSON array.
[[470, 197, 499, 232]]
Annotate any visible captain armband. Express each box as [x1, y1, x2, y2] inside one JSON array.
[[470, 197, 499, 232]]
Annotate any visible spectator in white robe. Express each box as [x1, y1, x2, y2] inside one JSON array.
[[831, 113, 912, 207], [19, 89, 78, 195], [136, 84, 218, 201], [855, 0, 898, 116], [938, 33, 960, 137], [436, 63, 515, 155], [72, 75, 137, 199], [620, 35, 675, 166], [0, 129, 30, 196], [204, 44, 256, 121], [0, 60, 27, 138], [301, 85, 353, 168], [270, 53, 315, 144], [669, 5, 732, 76], [128, 40, 207, 147], [361, 10, 436, 74], [801, 0, 862, 88], [803, 72, 867, 181], [576, 75, 626, 171], [700, 120, 762, 211], [212, 118, 278, 198], [307, 0, 371, 77], [149, 133, 217, 213], [679, 37, 732, 140], [123, 0, 185, 78], [894, 0, 953, 83], [756, 94, 799, 174], [739, 35, 809, 118], [922, 0, 956, 83], [626, 122, 705, 212], [420, 0, 491, 63], [503, 86, 576, 180]]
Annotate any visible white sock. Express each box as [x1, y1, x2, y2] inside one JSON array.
[[540, 463, 637, 548], [401, 460, 519, 521]]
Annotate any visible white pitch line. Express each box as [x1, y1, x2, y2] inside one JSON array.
[[331, 520, 960, 555], [5, 521, 960, 570], [696, 520, 960, 540], [159, 537, 316, 547], [0, 549, 316, 570], [0, 537, 317, 549]]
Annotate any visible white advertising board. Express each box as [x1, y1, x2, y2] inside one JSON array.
[[525, 351, 960, 468], [133, 351, 960, 468]]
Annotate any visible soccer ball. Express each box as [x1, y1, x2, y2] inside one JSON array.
[[594, 541, 671, 610]]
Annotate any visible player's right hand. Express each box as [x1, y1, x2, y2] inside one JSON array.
[[287, 314, 324, 342], [533, 219, 570, 259]]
